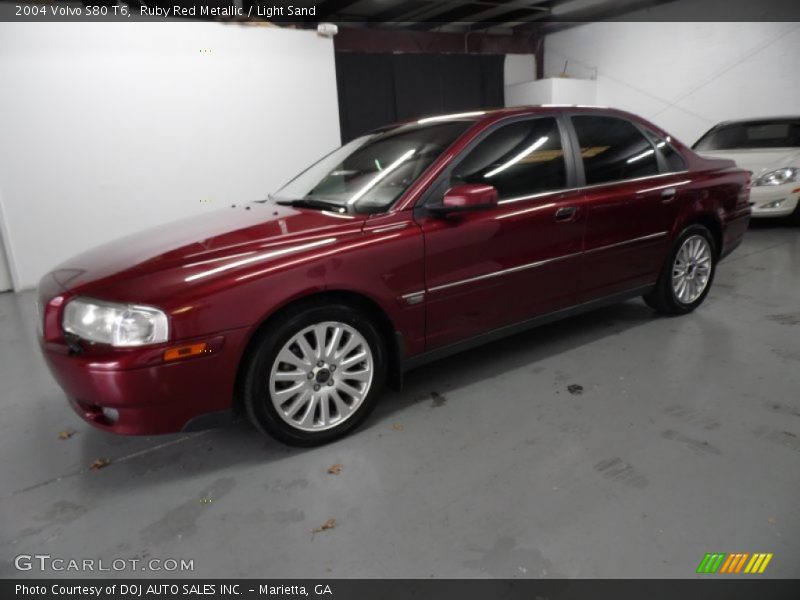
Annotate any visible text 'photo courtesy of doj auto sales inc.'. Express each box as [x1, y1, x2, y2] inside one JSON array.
[[13, 584, 335, 598]]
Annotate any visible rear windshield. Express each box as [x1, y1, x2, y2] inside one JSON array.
[[694, 120, 800, 150]]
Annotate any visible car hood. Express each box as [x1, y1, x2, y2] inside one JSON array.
[[47, 203, 365, 297], [697, 148, 800, 176]]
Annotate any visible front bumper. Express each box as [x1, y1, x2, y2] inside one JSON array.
[[749, 184, 800, 217], [41, 328, 250, 435]]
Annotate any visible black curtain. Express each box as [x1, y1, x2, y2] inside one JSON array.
[[335, 53, 505, 143]]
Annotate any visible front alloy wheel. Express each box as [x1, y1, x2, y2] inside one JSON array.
[[270, 322, 374, 432], [242, 303, 386, 446]]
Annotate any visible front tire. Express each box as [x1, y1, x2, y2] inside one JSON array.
[[242, 303, 386, 446], [644, 225, 717, 315]]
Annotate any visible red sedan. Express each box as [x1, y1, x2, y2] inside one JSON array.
[[38, 106, 751, 445]]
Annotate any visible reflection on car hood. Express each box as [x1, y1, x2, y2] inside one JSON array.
[[697, 148, 800, 176], [48, 203, 365, 296]]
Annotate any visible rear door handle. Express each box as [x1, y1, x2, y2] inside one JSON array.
[[661, 188, 677, 201], [555, 206, 577, 221]]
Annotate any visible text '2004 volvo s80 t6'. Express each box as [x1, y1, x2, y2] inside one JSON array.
[[38, 106, 752, 445]]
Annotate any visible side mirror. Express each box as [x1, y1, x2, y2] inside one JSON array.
[[430, 184, 499, 216]]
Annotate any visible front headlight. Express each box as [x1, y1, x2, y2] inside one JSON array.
[[63, 297, 169, 347], [755, 167, 798, 186]]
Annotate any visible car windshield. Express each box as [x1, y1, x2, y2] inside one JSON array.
[[694, 119, 800, 150], [272, 119, 474, 214]]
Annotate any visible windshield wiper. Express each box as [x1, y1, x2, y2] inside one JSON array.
[[273, 197, 348, 213]]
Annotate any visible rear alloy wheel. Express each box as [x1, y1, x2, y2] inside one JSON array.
[[671, 235, 713, 304], [644, 225, 717, 315], [242, 304, 385, 446]]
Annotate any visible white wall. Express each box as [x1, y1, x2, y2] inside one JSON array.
[[544, 19, 800, 146], [506, 77, 597, 107], [0, 22, 340, 290], [503, 53, 536, 107], [504, 53, 537, 86], [0, 207, 12, 292]]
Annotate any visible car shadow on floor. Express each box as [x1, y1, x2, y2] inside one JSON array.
[[374, 299, 659, 421], [748, 217, 799, 230], [65, 298, 660, 495]]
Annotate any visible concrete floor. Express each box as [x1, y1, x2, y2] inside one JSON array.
[[1, 223, 798, 579]]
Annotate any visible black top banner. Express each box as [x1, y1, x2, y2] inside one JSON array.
[[4, 579, 800, 600], [1, 0, 800, 23]]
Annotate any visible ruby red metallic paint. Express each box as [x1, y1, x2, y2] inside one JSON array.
[[37, 107, 751, 436]]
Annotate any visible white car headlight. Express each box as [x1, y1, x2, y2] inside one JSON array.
[[755, 167, 798, 186], [63, 297, 169, 347]]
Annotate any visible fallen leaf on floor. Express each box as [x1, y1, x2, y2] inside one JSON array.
[[768, 517, 776, 524], [90, 458, 110, 471], [312, 518, 336, 533], [567, 384, 584, 395], [327, 463, 342, 475], [58, 429, 76, 440], [391, 423, 404, 432]]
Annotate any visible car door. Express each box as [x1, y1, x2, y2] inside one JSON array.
[[566, 114, 680, 300], [414, 116, 587, 351], [639, 128, 692, 240]]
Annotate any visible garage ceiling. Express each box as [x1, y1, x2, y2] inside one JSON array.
[[311, 0, 678, 32]]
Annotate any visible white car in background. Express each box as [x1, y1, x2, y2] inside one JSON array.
[[693, 117, 800, 222]]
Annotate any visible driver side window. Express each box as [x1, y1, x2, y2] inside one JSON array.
[[451, 118, 568, 201]]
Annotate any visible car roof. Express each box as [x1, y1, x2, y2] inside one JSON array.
[[423, 105, 613, 122], [372, 105, 677, 148], [384, 105, 632, 130], [710, 116, 800, 127]]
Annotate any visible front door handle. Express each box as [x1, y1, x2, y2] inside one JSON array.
[[555, 206, 577, 221], [661, 188, 677, 201]]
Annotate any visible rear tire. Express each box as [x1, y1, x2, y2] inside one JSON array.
[[241, 303, 386, 446], [643, 224, 717, 315]]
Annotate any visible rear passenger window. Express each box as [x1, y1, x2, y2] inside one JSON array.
[[645, 131, 687, 173], [571, 116, 659, 185], [451, 118, 567, 200]]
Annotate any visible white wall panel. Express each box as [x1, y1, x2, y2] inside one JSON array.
[[0, 22, 340, 290], [0, 201, 12, 291], [506, 78, 597, 107], [504, 53, 537, 86], [544, 18, 800, 146]]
